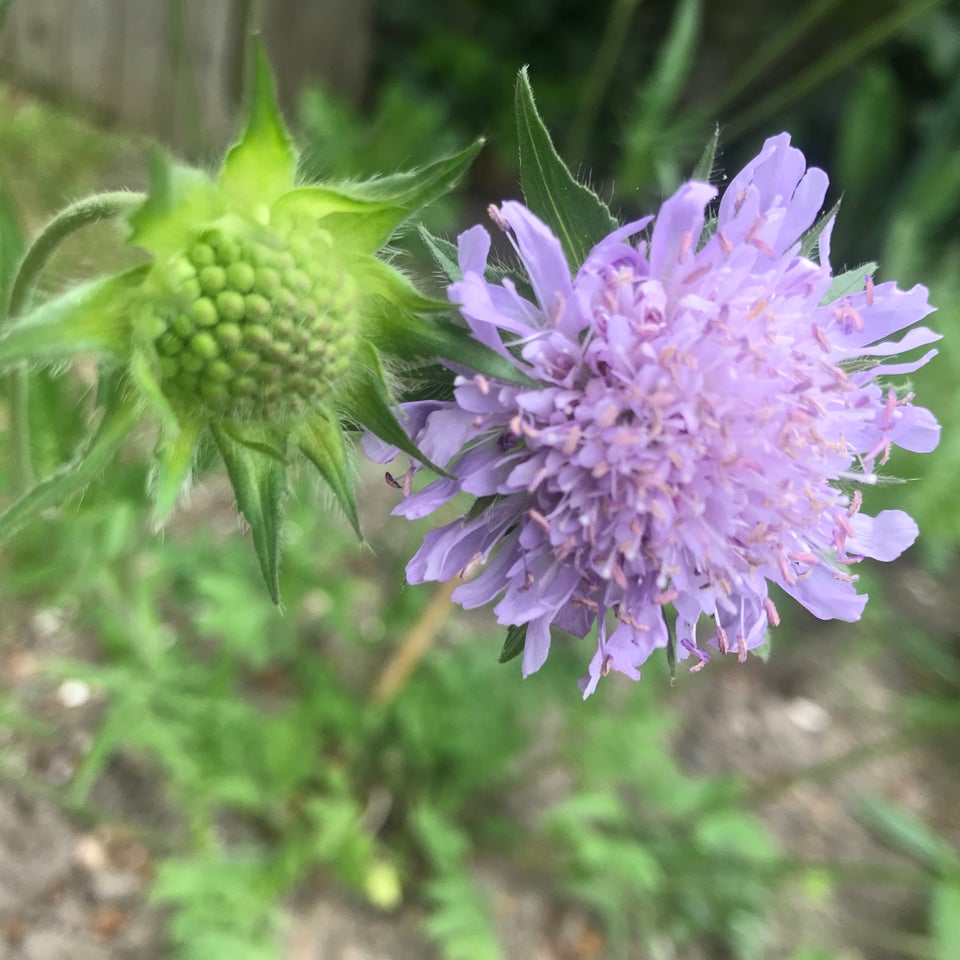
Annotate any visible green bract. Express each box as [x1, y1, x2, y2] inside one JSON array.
[[0, 45, 519, 601]]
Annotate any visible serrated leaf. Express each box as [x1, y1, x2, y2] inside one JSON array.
[[295, 410, 362, 539], [692, 125, 720, 183], [348, 254, 448, 313], [210, 423, 288, 603], [515, 67, 618, 269], [220, 39, 297, 208], [219, 421, 288, 464], [498, 623, 527, 664], [364, 302, 534, 388], [150, 417, 201, 528], [800, 199, 841, 260], [128, 346, 179, 436], [0, 266, 147, 368], [336, 139, 484, 211], [823, 262, 877, 304], [339, 341, 449, 476], [0, 399, 142, 543], [128, 151, 220, 259], [418, 225, 461, 283]]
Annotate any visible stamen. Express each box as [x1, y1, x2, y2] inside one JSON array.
[[384, 472, 402, 489], [811, 323, 831, 352], [764, 597, 780, 627], [654, 588, 678, 605], [487, 204, 510, 232], [681, 638, 710, 672], [865, 274, 875, 307], [528, 509, 551, 534]]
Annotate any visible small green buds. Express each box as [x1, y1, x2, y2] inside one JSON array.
[[149, 217, 359, 418]]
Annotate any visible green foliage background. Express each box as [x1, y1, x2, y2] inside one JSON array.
[[1, 1, 959, 958]]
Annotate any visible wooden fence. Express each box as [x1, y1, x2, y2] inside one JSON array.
[[0, 0, 371, 155]]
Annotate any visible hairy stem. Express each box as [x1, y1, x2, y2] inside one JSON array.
[[4, 191, 145, 492]]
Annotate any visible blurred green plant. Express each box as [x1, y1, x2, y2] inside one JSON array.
[[1, 4, 959, 960]]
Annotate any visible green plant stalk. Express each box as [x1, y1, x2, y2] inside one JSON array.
[[721, 0, 945, 139], [693, 0, 843, 122], [567, 0, 643, 163], [3, 191, 145, 492]]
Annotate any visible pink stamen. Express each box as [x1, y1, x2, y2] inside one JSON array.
[[487, 204, 510, 232], [764, 598, 780, 627]]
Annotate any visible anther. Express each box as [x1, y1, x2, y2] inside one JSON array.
[[487, 204, 510, 232]]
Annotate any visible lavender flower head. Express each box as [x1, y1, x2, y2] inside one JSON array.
[[367, 134, 941, 696]]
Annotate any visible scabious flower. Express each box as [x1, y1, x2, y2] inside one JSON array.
[[369, 133, 941, 696]]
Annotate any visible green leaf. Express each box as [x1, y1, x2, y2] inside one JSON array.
[[336, 138, 484, 211], [348, 254, 448, 313], [128, 151, 220, 260], [0, 266, 148, 367], [498, 624, 527, 664], [418, 225, 461, 283], [364, 303, 535, 389], [211, 423, 288, 603], [857, 795, 960, 877], [128, 346, 179, 436], [692, 125, 720, 183], [295, 410, 362, 539], [149, 417, 202, 528], [218, 421, 288, 464], [799, 199, 840, 261], [932, 882, 960, 960], [338, 341, 449, 476], [822, 261, 877, 304], [281, 140, 482, 254], [515, 67, 618, 269], [665, 633, 677, 681], [220, 39, 297, 208], [0, 399, 142, 543]]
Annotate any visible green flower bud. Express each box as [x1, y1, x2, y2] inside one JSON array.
[[226, 262, 256, 293], [149, 217, 360, 419], [216, 290, 246, 323], [191, 298, 218, 327], [190, 332, 219, 360], [199, 265, 227, 296]]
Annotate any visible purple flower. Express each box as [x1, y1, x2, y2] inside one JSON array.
[[367, 134, 941, 696]]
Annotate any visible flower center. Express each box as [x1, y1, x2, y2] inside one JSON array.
[[148, 218, 359, 418]]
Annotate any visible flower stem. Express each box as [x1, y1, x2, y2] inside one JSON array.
[[4, 191, 145, 493], [370, 580, 457, 704]]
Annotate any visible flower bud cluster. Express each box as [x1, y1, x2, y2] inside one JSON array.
[[149, 216, 358, 418]]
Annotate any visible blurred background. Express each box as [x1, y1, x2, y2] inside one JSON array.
[[0, 1, 958, 958]]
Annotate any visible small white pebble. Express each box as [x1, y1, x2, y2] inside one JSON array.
[[56, 679, 91, 709], [784, 696, 831, 734]]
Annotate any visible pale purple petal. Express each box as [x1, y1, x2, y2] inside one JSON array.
[[372, 131, 938, 697], [499, 201, 572, 311], [522, 615, 553, 677], [847, 510, 918, 561]]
